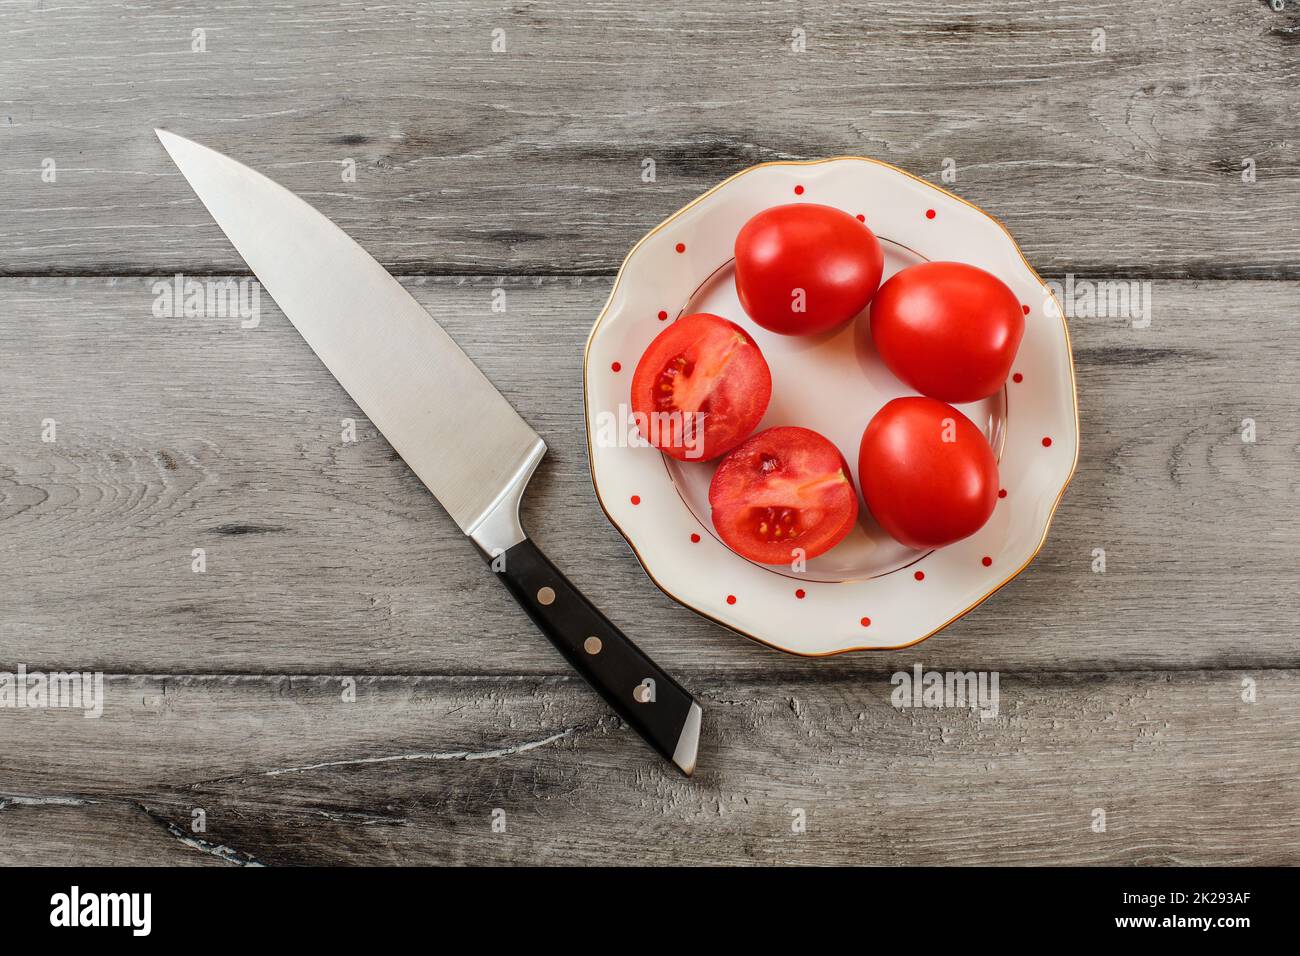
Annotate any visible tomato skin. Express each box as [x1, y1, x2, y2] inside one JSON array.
[[858, 397, 998, 550], [709, 426, 859, 565], [630, 312, 771, 462], [869, 261, 1024, 403], [734, 203, 884, 336]]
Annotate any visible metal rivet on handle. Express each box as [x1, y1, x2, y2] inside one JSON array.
[[583, 636, 602, 655], [536, 586, 555, 606]]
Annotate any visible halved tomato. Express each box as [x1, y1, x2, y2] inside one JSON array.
[[709, 426, 858, 565], [858, 397, 998, 550], [630, 312, 772, 461]]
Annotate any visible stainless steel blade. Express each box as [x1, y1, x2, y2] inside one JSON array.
[[156, 130, 545, 539]]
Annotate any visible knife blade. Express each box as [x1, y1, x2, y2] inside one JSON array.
[[156, 129, 702, 775]]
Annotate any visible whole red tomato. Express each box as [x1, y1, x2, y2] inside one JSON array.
[[870, 261, 1024, 403], [858, 397, 998, 550], [734, 203, 883, 336], [710, 426, 858, 564], [630, 312, 771, 461]]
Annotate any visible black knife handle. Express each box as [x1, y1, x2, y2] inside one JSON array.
[[487, 538, 701, 775]]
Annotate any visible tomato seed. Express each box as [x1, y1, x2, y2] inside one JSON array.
[[751, 505, 801, 543]]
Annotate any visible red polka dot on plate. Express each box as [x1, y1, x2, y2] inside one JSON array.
[[982, 556, 992, 567], [1022, 304, 1030, 315], [690, 533, 701, 543], [856, 214, 866, 222], [726, 594, 736, 605], [794, 184, 805, 195], [925, 209, 936, 220], [860, 616, 871, 627], [914, 570, 925, 581], [1042, 436, 1053, 447], [998, 488, 1008, 499], [795, 588, 806, 600], [1012, 372, 1023, 383], [657, 310, 668, 321], [674, 242, 686, 254], [610, 361, 621, 372], [630, 495, 640, 505]]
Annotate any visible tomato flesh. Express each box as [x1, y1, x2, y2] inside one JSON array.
[[858, 397, 998, 550], [630, 312, 771, 461], [709, 426, 859, 565], [870, 261, 1024, 403], [734, 203, 884, 336]]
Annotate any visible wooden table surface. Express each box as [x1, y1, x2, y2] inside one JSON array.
[[2, 1, 1297, 866]]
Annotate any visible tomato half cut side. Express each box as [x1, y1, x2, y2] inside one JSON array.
[[709, 426, 859, 565], [630, 312, 772, 461]]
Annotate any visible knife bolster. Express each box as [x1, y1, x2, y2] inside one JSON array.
[[466, 441, 545, 557]]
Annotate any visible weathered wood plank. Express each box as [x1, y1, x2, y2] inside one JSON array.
[[0, 800, 226, 867], [1, 1, 1297, 277], [1, 276, 1296, 674], [2, 672, 1296, 865]]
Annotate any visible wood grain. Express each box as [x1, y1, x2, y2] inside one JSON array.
[[1, 277, 1296, 676], [3, 0, 1299, 867], [2, 671, 1296, 865], [1, 1, 1297, 277]]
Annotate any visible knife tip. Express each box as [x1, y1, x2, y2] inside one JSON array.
[[154, 128, 188, 152]]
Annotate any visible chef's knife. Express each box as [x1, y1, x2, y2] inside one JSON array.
[[156, 130, 702, 775]]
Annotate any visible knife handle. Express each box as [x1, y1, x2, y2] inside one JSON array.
[[487, 538, 702, 775]]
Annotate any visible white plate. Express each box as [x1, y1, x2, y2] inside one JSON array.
[[583, 158, 1079, 655]]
